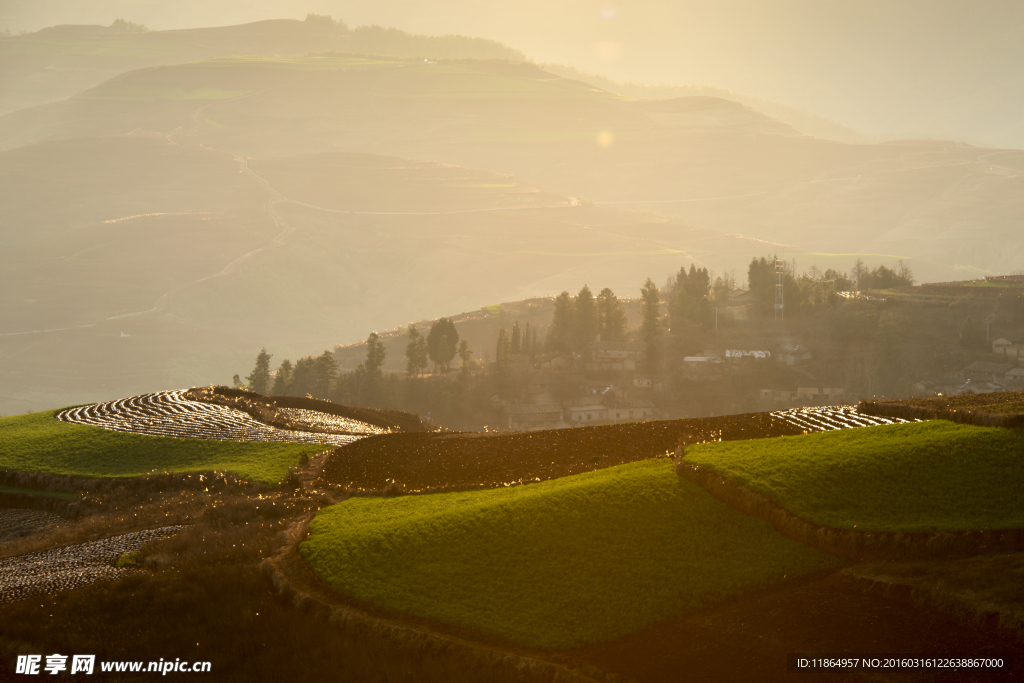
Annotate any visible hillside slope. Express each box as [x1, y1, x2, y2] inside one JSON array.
[[302, 458, 841, 649], [0, 135, 768, 416], [4, 54, 1019, 283], [0, 19, 524, 116]]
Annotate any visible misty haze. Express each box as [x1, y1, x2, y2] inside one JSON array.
[[0, 3, 1022, 681]]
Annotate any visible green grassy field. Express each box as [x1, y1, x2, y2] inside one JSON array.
[[0, 409, 328, 485], [301, 458, 842, 649], [686, 421, 1024, 533]]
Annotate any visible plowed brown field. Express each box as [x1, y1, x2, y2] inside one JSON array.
[[317, 412, 803, 493], [871, 389, 1024, 414]]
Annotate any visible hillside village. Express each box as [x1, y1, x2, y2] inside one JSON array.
[[300, 270, 1024, 431]]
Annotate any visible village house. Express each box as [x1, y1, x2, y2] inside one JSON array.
[[538, 352, 573, 371], [725, 288, 756, 306], [565, 404, 608, 424], [795, 380, 844, 404], [759, 386, 796, 403], [992, 337, 1024, 359], [501, 404, 565, 431], [630, 373, 667, 391], [911, 377, 961, 397], [586, 381, 624, 401], [681, 354, 725, 380], [963, 360, 1014, 381], [956, 380, 1008, 395], [607, 399, 655, 422], [524, 371, 566, 405], [586, 341, 647, 371], [778, 346, 814, 365], [725, 349, 771, 361]]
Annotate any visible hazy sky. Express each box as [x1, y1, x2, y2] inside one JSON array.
[[3, 1, 1024, 143]]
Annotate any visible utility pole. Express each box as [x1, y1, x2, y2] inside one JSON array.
[[774, 258, 786, 322]]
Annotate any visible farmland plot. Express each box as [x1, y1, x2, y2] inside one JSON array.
[[770, 406, 916, 432], [58, 391, 363, 447], [0, 526, 184, 604]]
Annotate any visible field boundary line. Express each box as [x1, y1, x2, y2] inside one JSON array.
[[859, 400, 1024, 428], [260, 516, 605, 683], [673, 456, 1024, 562], [835, 568, 1024, 640]]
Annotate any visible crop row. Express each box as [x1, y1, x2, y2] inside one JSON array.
[[56, 391, 363, 447], [771, 406, 915, 433], [0, 526, 184, 604], [277, 407, 385, 435], [0, 509, 63, 545]]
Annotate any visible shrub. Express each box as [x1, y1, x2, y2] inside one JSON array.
[[116, 552, 139, 568]]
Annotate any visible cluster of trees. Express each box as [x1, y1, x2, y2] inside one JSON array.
[[747, 256, 915, 313], [666, 264, 713, 331], [110, 18, 148, 32], [304, 13, 348, 30], [304, 13, 525, 62], [852, 260, 915, 290], [405, 318, 469, 375], [242, 348, 344, 399], [495, 321, 539, 365], [545, 286, 629, 353]]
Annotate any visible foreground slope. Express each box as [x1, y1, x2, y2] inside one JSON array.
[[301, 458, 842, 649]]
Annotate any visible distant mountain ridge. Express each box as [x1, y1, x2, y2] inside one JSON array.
[[539, 63, 867, 144], [0, 18, 524, 116]]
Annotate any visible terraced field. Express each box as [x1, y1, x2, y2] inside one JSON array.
[[685, 420, 1024, 532], [58, 390, 362, 447], [302, 458, 843, 649], [2, 408, 333, 485], [277, 408, 384, 436], [319, 406, 908, 493], [0, 526, 184, 604], [0, 509, 63, 545], [770, 406, 916, 432]]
